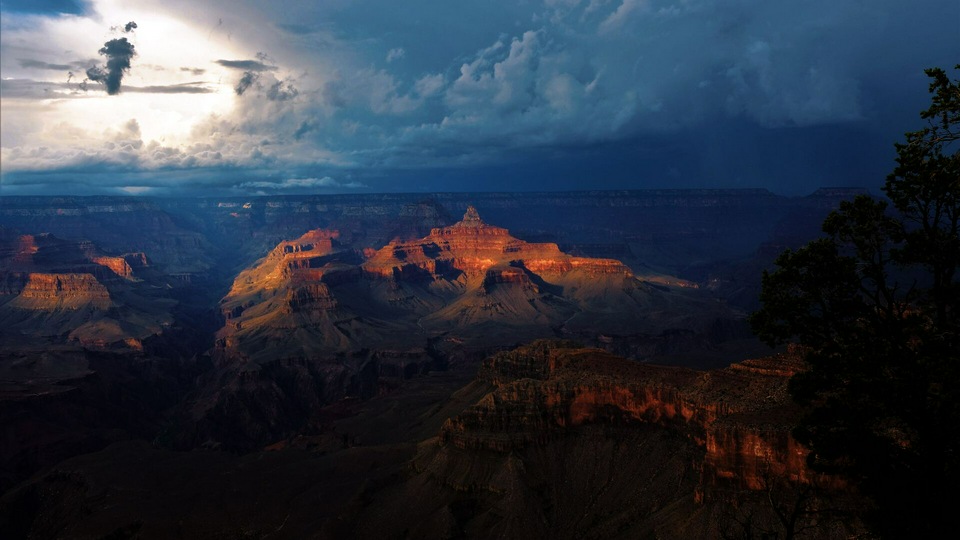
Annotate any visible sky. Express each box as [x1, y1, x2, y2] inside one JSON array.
[[0, 0, 957, 196]]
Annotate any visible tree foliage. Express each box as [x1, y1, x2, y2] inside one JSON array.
[[751, 66, 960, 538]]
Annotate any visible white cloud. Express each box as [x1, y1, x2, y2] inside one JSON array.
[[414, 73, 444, 97], [386, 47, 405, 63], [598, 0, 647, 34]]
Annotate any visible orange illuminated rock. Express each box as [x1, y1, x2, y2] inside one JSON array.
[[11, 273, 111, 310], [13, 234, 39, 265], [203, 209, 742, 451], [221, 229, 343, 304], [0, 232, 177, 351], [435, 341, 820, 495], [215, 207, 737, 367], [91, 256, 134, 279], [215, 229, 367, 361], [363, 206, 631, 282]]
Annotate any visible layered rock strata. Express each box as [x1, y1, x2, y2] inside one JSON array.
[[11, 273, 111, 310], [433, 341, 814, 495], [364, 206, 632, 282], [0, 233, 175, 350]]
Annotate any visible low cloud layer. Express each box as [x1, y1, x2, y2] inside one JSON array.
[[240, 177, 366, 191]]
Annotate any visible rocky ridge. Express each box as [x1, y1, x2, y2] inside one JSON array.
[[192, 207, 739, 450], [340, 341, 851, 540], [0, 232, 175, 351], [430, 341, 813, 495]]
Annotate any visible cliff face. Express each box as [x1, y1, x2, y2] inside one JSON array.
[[90, 257, 133, 279], [11, 273, 111, 310], [432, 341, 814, 496], [214, 229, 363, 360], [219, 228, 340, 306], [0, 233, 177, 351], [337, 342, 851, 540], [2, 233, 138, 284]]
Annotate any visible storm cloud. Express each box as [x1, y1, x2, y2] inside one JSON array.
[[234, 71, 259, 95], [85, 36, 136, 95], [1, 0, 958, 196], [215, 59, 274, 72], [0, 78, 213, 99], [19, 59, 72, 70]]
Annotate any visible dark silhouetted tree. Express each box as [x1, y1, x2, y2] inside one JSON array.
[[751, 65, 959, 539]]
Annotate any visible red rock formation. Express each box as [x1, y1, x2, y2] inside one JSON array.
[[482, 266, 536, 290], [214, 207, 736, 369], [91, 256, 134, 279], [221, 229, 342, 307], [205, 212, 742, 451], [13, 234, 39, 265], [283, 283, 338, 312], [435, 341, 820, 497], [363, 206, 631, 282], [2, 233, 140, 282], [11, 273, 111, 310], [215, 229, 366, 361]]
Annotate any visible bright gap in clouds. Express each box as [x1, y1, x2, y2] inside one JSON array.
[[81, 2, 241, 145], [1, 0, 246, 152], [57, 91, 234, 145]]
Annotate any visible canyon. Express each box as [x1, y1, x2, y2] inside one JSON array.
[[1, 342, 855, 539], [0, 189, 864, 537]]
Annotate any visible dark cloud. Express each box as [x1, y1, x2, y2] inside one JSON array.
[[0, 78, 212, 98], [86, 36, 136, 95], [234, 71, 260, 95], [294, 119, 317, 141], [110, 21, 139, 33], [84, 66, 108, 87], [220, 52, 296, 100], [180, 67, 206, 75], [18, 59, 72, 71], [215, 59, 274, 71], [266, 79, 298, 101], [19, 58, 97, 71], [127, 82, 214, 94]]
